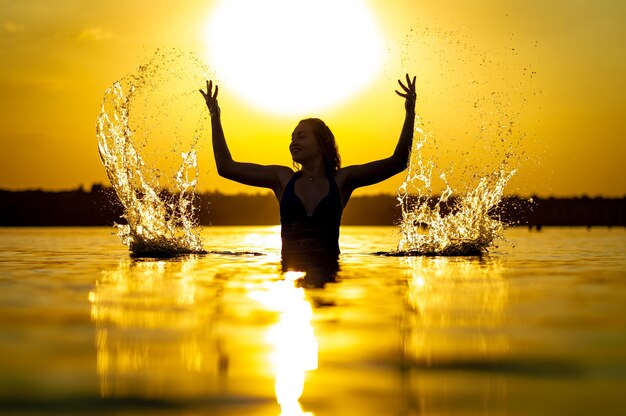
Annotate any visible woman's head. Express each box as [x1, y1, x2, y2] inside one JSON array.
[[291, 118, 341, 175]]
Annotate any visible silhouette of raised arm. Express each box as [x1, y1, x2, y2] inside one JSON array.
[[199, 81, 291, 194], [337, 74, 416, 192]]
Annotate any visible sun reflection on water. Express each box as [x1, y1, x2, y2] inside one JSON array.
[[88, 258, 225, 398], [89, 254, 319, 413], [248, 271, 317, 416], [396, 257, 511, 414], [401, 256, 509, 364]]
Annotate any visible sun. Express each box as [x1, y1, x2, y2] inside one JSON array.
[[205, 0, 386, 115]]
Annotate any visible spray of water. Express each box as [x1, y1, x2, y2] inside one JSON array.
[[390, 26, 535, 256], [96, 50, 210, 257], [395, 129, 516, 256]]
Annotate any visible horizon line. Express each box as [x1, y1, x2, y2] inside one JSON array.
[[1, 184, 625, 200]]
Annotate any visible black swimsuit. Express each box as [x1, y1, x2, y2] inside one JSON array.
[[280, 171, 343, 261]]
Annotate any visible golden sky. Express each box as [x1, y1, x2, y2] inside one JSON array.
[[0, 0, 624, 196]]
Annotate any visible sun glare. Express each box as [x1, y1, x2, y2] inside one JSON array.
[[206, 0, 385, 115]]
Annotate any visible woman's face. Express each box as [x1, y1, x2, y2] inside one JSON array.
[[290, 122, 320, 163]]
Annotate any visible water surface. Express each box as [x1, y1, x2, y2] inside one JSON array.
[[0, 226, 625, 415]]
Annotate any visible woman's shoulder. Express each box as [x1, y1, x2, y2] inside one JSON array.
[[267, 165, 295, 187], [333, 166, 353, 185], [270, 165, 294, 178]]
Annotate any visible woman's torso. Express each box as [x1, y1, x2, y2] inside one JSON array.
[[279, 171, 344, 258]]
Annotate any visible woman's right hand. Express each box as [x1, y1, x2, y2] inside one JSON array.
[[199, 80, 220, 118]]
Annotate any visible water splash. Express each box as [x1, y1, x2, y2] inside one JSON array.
[[390, 25, 535, 256], [395, 131, 516, 256], [96, 50, 210, 257]]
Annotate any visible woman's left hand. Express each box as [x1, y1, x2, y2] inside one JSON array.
[[395, 74, 417, 113]]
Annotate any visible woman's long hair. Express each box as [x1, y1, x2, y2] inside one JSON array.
[[297, 118, 341, 176]]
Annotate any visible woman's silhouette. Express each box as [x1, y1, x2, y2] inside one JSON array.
[[200, 75, 416, 281]]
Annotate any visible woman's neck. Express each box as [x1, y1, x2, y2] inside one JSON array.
[[299, 157, 326, 178], [300, 164, 326, 180]]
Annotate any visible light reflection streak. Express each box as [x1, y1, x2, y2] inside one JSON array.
[[248, 271, 317, 416], [241, 226, 282, 252], [398, 256, 510, 414], [401, 256, 509, 363], [88, 258, 225, 398]]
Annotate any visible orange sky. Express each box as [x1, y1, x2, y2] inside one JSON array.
[[1, 0, 624, 197]]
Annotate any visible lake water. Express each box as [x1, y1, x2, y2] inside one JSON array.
[[0, 226, 625, 415]]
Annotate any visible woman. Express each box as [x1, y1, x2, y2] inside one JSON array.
[[200, 75, 416, 276]]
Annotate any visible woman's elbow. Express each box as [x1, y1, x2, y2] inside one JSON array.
[[216, 167, 233, 179], [392, 165, 407, 177], [215, 162, 233, 178], [391, 155, 409, 173]]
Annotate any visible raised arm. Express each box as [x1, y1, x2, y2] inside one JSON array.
[[199, 81, 291, 193], [339, 74, 416, 191]]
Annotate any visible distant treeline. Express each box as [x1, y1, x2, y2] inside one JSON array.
[[1, 185, 624, 227]]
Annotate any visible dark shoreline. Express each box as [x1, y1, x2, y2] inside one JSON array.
[[1, 185, 624, 227]]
